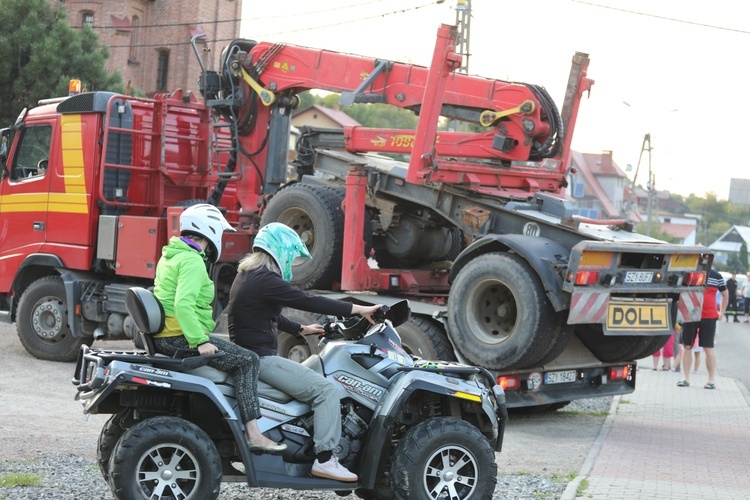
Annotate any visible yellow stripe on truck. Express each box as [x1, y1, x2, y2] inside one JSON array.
[[60, 114, 88, 209], [0, 114, 89, 215]]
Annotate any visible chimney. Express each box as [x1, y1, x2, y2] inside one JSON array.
[[601, 150, 613, 171]]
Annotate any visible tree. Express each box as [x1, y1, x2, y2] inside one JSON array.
[[0, 0, 125, 125]]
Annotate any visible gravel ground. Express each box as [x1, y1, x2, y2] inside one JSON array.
[[0, 325, 612, 499]]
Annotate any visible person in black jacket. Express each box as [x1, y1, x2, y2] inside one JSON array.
[[226, 222, 381, 482]]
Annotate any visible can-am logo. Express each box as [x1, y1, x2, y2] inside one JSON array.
[[334, 374, 384, 403], [132, 365, 171, 377]]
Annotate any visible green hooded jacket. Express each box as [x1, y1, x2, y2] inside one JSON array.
[[153, 236, 215, 347]]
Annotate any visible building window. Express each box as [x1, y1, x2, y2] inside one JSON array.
[[129, 16, 140, 63], [156, 50, 170, 91], [81, 12, 94, 28]]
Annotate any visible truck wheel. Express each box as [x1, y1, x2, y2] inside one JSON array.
[[398, 317, 456, 362], [447, 252, 555, 370], [261, 184, 344, 289], [109, 416, 221, 500], [575, 325, 655, 362], [388, 417, 497, 500], [98, 410, 132, 483], [536, 312, 574, 366], [279, 308, 328, 362], [630, 334, 671, 360], [16, 276, 85, 362]]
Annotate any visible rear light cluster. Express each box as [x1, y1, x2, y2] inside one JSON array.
[[497, 375, 522, 390], [609, 365, 630, 381]]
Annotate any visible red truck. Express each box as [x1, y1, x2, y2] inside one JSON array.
[[0, 24, 711, 408]]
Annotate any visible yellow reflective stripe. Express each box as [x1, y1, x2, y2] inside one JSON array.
[[452, 391, 482, 402], [48, 202, 88, 213], [60, 114, 87, 206], [0, 192, 89, 214], [49, 193, 87, 204]]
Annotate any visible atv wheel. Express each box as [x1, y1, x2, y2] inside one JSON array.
[[447, 252, 557, 370], [398, 317, 456, 362], [109, 416, 221, 500], [388, 417, 497, 500], [98, 410, 132, 483], [16, 276, 85, 361], [261, 184, 345, 289], [576, 325, 656, 362]]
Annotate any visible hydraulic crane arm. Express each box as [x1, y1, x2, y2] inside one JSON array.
[[201, 24, 589, 211]]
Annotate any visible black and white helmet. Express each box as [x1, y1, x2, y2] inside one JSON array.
[[179, 204, 235, 262]]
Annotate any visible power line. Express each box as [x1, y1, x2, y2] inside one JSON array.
[[572, 0, 750, 35], [244, 1, 441, 37], [105, 1, 442, 49], [73, 18, 240, 30]]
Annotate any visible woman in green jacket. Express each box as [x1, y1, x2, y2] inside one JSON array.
[[153, 204, 285, 452]]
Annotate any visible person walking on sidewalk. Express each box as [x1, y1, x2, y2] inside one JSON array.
[[677, 267, 726, 389], [725, 272, 740, 322]]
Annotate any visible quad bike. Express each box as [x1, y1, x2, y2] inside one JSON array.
[[73, 287, 507, 499]]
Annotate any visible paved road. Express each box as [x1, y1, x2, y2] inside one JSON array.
[[714, 319, 750, 397], [563, 320, 750, 499]]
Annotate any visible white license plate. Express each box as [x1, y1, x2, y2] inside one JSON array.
[[545, 370, 577, 384], [624, 271, 654, 284]]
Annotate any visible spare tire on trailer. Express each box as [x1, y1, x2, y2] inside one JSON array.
[[260, 184, 345, 290], [575, 324, 657, 362], [447, 252, 561, 370]]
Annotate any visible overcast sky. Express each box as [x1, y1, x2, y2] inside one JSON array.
[[240, 0, 750, 199]]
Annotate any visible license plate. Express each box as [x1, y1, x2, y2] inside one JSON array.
[[624, 271, 654, 283], [606, 300, 671, 333], [545, 370, 576, 384]]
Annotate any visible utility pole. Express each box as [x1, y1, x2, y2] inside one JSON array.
[[646, 138, 655, 237], [624, 133, 652, 231], [454, 0, 471, 74]]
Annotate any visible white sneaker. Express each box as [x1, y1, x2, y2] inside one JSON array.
[[311, 456, 358, 482]]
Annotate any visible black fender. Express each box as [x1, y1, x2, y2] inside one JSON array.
[[80, 364, 258, 486], [357, 378, 494, 488], [3, 253, 66, 323], [449, 234, 571, 312]]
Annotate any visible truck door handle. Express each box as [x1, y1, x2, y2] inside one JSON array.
[[33, 222, 44, 231]]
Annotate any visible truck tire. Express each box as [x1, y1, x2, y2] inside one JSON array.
[[16, 276, 86, 362], [447, 252, 556, 370], [536, 313, 575, 366], [631, 334, 671, 360], [388, 417, 497, 500], [261, 184, 345, 289], [397, 317, 456, 362], [109, 416, 221, 500], [575, 325, 655, 362], [278, 308, 328, 362]]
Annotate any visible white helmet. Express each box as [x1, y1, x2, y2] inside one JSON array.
[[179, 204, 235, 263]]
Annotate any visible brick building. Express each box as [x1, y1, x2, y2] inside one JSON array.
[[57, 0, 242, 96]]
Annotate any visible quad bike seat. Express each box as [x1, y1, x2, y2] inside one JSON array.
[[124, 287, 317, 403]]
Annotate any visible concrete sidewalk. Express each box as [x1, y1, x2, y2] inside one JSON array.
[[562, 366, 750, 499]]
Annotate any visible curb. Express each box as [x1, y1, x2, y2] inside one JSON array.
[[560, 395, 620, 500]]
